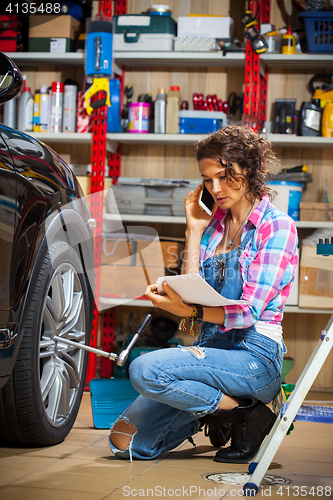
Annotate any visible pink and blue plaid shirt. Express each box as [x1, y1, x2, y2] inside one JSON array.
[[200, 195, 299, 331]]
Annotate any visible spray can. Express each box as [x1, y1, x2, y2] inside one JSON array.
[[50, 81, 64, 133], [17, 75, 34, 132], [33, 91, 41, 132], [3, 97, 17, 129], [154, 88, 167, 134], [281, 26, 296, 55], [63, 84, 77, 133], [166, 85, 181, 134], [39, 85, 50, 133]]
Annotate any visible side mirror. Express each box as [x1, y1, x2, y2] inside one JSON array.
[[0, 52, 23, 104]]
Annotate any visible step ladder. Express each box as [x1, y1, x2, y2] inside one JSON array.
[[243, 323, 333, 496], [243, 238, 333, 496]]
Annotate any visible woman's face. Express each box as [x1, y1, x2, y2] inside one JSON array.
[[199, 157, 249, 211]]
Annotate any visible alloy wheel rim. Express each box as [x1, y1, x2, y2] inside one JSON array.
[[39, 262, 86, 427]]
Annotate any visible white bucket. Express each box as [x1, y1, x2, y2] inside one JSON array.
[[270, 181, 303, 221]]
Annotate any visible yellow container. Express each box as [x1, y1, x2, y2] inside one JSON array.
[[322, 102, 333, 138], [281, 26, 296, 55]]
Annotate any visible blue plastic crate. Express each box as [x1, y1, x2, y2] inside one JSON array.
[[299, 12, 333, 53], [90, 378, 139, 429], [281, 403, 333, 424]]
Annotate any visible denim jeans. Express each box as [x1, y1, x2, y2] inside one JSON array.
[[109, 328, 283, 460]]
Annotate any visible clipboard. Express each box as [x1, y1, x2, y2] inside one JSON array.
[[156, 273, 250, 307]]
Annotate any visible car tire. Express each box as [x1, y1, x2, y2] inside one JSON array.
[[0, 240, 92, 446]]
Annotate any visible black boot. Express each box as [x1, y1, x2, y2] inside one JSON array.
[[213, 399, 276, 464], [201, 410, 233, 448]]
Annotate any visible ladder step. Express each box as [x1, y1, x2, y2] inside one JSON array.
[[281, 404, 333, 424]]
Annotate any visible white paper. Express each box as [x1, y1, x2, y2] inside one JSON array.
[[156, 273, 250, 307]]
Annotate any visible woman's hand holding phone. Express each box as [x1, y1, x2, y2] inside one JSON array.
[[185, 183, 216, 232]]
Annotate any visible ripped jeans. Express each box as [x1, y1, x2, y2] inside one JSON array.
[[109, 328, 284, 460]]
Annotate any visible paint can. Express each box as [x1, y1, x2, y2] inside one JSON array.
[[128, 102, 150, 133]]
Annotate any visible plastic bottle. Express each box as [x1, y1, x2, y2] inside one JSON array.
[[62, 84, 77, 133], [154, 88, 167, 134], [50, 81, 64, 133], [33, 91, 41, 132], [281, 26, 296, 55], [3, 97, 17, 129], [39, 85, 50, 133], [166, 85, 181, 134], [17, 75, 34, 132]]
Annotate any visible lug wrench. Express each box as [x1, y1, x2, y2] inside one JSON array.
[[53, 313, 152, 367]]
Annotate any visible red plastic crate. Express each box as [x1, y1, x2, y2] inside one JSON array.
[[0, 15, 21, 52]]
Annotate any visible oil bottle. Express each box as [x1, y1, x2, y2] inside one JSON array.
[[281, 26, 296, 55]]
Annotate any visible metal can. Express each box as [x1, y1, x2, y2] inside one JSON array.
[[63, 84, 77, 133], [50, 81, 64, 133]]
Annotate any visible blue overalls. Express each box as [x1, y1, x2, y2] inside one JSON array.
[[109, 225, 284, 460]]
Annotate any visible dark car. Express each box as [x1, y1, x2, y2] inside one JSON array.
[[0, 52, 95, 446]]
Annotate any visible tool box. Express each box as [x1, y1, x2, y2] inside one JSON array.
[[179, 110, 228, 134], [0, 15, 21, 52], [106, 177, 200, 216], [113, 14, 176, 51]]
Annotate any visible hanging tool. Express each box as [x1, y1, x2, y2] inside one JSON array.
[[228, 92, 242, 121], [84, 17, 114, 115], [54, 314, 152, 367]]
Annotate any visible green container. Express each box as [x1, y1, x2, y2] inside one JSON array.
[[28, 37, 74, 52], [114, 14, 176, 41]]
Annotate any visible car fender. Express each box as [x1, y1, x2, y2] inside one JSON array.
[[5, 205, 95, 380]]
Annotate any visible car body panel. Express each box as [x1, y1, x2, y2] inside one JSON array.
[[0, 125, 94, 386]]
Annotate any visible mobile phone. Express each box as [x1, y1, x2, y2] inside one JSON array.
[[198, 182, 215, 216]]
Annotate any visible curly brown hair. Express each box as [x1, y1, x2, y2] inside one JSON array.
[[195, 125, 280, 200]]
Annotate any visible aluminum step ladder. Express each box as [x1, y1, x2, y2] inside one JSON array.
[[243, 240, 333, 496]]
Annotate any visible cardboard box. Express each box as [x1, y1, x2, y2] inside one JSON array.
[[101, 236, 184, 269], [29, 15, 81, 40], [137, 240, 184, 268], [177, 16, 234, 39], [299, 245, 333, 308], [299, 202, 333, 221], [100, 265, 162, 298]]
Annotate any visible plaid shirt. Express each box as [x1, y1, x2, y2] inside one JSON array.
[[200, 196, 299, 331]]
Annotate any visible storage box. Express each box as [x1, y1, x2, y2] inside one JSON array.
[[28, 14, 80, 52], [174, 36, 216, 52], [177, 16, 234, 39], [28, 15, 81, 39], [299, 12, 333, 54], [179, 110, 227, 134], [0, 15, 21, 52], [299, 245, 333, 309], [28, 37, 74, 53], [90, 378, 139, 429], [299, 202, 333, 222], [100, 264, 162, 298], [106, 178, 200, 217], [101, 234, 184, 269], [114, 14, 176, 51]]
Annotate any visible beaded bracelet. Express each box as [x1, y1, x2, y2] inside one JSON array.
[[178, 304, 199, 336]]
